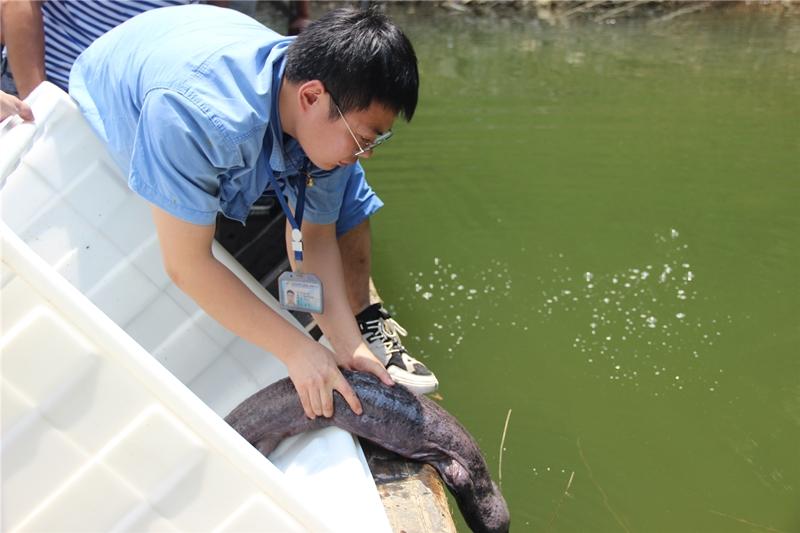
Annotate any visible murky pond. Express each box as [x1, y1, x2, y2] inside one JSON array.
[[358, 5, 798, 532]]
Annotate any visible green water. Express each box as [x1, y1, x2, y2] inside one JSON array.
[[363, 7, 800, 532]]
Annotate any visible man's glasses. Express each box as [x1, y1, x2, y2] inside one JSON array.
[[331, 94, 393, 157]]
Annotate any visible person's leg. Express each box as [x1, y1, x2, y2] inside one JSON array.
[[334, 166, 439, 394], [333, 162, 383, 307], [337, 217, 373, 316]]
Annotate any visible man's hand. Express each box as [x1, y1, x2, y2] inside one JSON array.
[[0, 91, 34, 121], [150, 206, 367, 420], [284, 220, 395, 395], [334, 344, 394, 387], [286, 341, 363, 419]]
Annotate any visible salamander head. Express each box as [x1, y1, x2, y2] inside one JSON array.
[[459, 479, 510, 533], [441, 460, 510, 533]]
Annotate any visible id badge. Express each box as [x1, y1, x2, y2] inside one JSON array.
[[278, 271, 324, 314]]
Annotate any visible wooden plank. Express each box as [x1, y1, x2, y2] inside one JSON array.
[[365, 274, 458, 530], [361, 440, 458, 533]]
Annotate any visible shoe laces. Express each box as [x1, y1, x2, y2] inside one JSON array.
[[365, 316, 408, 358], [379, 316, 408, 339]]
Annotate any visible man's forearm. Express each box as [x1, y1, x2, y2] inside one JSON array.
[[150, 205, 369, 417], [292, 223, 365, 359], [2, 0, 46, 98], [173, 252, 314, 364]]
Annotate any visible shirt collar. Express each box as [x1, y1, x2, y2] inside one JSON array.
[[268, 41, 291, 172]]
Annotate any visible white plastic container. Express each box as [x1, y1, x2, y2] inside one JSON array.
[[0, 82, 390, 532]]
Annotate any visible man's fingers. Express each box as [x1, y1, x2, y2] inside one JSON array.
[[335, 374, 363, 415], [0, 93, 34, 122], [298, 388, 315, 419], [377, 364, 395, 386], [321, 386, 334, 418], [361, 357, 395, 386], [309, 387, 324, 418], [17, 101, 34, 122]]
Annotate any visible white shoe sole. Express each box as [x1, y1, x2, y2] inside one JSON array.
[[388, 366, 439, 395]]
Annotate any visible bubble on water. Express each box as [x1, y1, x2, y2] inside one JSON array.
[[405, 256, 520, 356], [533, 228, 730, 395]]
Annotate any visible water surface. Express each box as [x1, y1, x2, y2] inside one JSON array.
[[363, 6, 799, 532]]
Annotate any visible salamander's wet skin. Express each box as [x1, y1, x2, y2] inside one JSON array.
[[225, 369, 510, 533]]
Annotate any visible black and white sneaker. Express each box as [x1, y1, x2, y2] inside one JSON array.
[[356, 303, 439, 394]]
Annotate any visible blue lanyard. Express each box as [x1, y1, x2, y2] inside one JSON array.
[[268, 170, 307, 263], [267, 74, 307, 263]]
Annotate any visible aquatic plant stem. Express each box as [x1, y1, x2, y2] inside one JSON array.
[[498, 408, 512, 488], [709, 510, 787, 533], [577, 437, 631, 533], [545, 470, 575, 532]]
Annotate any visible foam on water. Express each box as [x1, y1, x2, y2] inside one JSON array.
[[535, 229, 732, 395], [397, 257, 518, 358], [396, 229, 732, 395]]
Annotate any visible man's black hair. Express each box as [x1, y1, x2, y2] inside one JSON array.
[[285, 7, 418, 122]]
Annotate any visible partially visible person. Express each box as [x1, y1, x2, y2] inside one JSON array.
[[0, 0, 198, 99], [0, 89, 33, 121], [69, 5, 437, 420], [288, 0, 311, 35]]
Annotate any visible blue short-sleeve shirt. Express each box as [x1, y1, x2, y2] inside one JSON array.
[[69, 4, 356, 226]]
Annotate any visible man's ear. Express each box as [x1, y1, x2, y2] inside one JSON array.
[[298, 80, 325, 112]]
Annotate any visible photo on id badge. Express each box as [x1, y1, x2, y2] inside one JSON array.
[[279, 271, 324, 314]]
